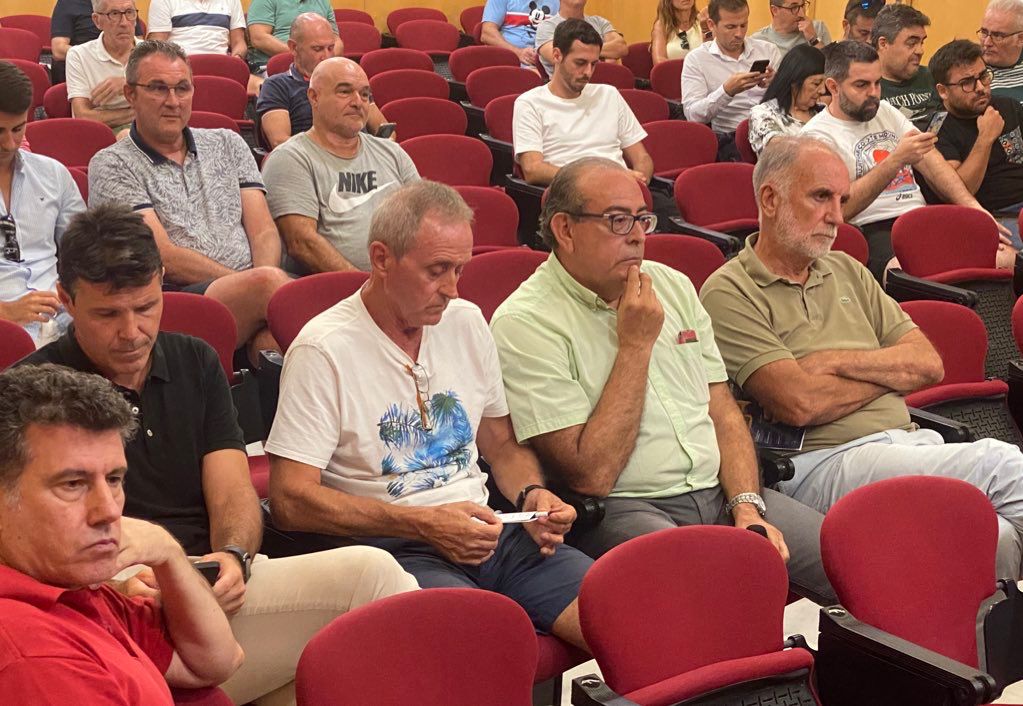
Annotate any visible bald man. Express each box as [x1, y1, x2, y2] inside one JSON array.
[[257, 13, 387, 149], [261, 57, 420, 274]]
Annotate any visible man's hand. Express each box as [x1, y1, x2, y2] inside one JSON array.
[[617, 265, 664, 351], [90, 76, 126, 106], [732, 505, 789, 562], [117, 517, 187, 571], [521, 489, 577, 557], [890, 129, 937, 167], [0, 291, 61, 325], [723, 71, 765, 96], [419, 502, 502, 565], [977, 105, 1006, 144], [757, 67, 776, 89], [518, 46, 537, 66], [796, 18, 818, 42], [199, 551, 247, 616], [628, 169, 648, 183]]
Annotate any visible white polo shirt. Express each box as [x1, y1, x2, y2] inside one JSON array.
[[681, 37, 780, 133], [147, 0, 245, 55], [66, 34, 136, 110]]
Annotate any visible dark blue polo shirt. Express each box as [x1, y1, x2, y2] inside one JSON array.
[[256, 63, 312, 134]]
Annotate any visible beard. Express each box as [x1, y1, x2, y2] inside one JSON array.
[[839, 92, 880, 122], [776, 205, 837, 262]]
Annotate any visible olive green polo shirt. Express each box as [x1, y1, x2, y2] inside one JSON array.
[[490, 254, 727, 498], [699, 234, 917, 452]]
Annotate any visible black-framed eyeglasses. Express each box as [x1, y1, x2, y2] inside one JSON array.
[[95, 8, 138, 22], [127, 81, 194, 99], [941, 68, 994, 93], [404, 363, 433, 431], [567, 211, 658, 235], [978, 28, 1023, 41], [775, 1, 810, 12], [1, 215, 21, 263]]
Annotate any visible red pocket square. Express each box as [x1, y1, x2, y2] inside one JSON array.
[[677, 329, 698, 344]]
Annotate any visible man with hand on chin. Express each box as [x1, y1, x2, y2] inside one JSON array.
[[0, 364, 242, 702]]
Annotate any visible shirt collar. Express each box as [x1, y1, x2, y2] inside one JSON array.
[[288, 63, 308, 82], [95, 32, 137, 64], [54, 325, 172, 384], [738, 233, 833, 288], [0, 564, 69, 610], [128, 123, 198, 165], [708, 38, 752, 60], [547, 253, 615, 311]]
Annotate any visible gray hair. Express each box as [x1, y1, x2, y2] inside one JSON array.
[[368, 180, 474, 259], [290, 11, 333, 41], [753, 135, 840, 199], [0, 365, 137, 492], [986, 0, 1023, 30], [125, 39, 190, 85], [539, 157, 625, 250], [871, 3, 930, 47]]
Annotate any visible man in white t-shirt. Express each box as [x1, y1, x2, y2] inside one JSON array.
[[802, 40, 1013, 280], [265, 180, 593, 649], [513, 18, 652, 186], [147, 0, 247, 58]]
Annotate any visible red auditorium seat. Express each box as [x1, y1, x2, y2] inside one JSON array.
[[0, 319, 34, 370], [68, 166, 88, 202], [0, 14, 51, 53], [337, 21, 382, 61], [266, 53, 291, 77], [465, 65, 542, 107], [267, 271, 369, 353], [620, 88, 669, 125], [673, 162, 758, 235], [191, 75, 254, 134], [43, 81, 70, 118], [359, 47, 434, 77], [591, 61, 635, 89], [623, 42, 654, 80], [642, 120, 717, 181], [296, 589, 537, 706], [458, 249, 547, 321], [483, 93, 515, 141], [575, 526, 821, 705], [395, 18, 460, 56], [832, 223, 869, 265], [188, 110, 241, 132], [25, 118, 115, 169], [368, 68, 448, 107], [643, 234, 726, 291], [735, 118, 757, 164], [8, 58, 48, 120], [189, 53, 249, 87], [649, 58, 683, 100], [459, 5, 485, 36], [334, 8, 374, 25], [381, 96, 467, 141], [0, 27, 42, 61], [455, 185, 520, 252], [448, 45, 519, 82], [386, 7, 448, 35], [403, 134, 493, 186]]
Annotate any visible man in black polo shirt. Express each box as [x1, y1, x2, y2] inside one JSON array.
[[932, 39, 1023, 245], [20, 203, 417, 706]]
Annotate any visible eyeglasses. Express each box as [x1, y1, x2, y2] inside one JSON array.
[[978, 28, 1023, 41], [775, 1, 810, 12], [128, 81, 194, 99], [96, 8, 138, 22], [942, 68, 994, 93], [677, 31, 690, 51], [405, 363, 433, 431], [1, 215, 22, 263], [567, 211, 658, 236]]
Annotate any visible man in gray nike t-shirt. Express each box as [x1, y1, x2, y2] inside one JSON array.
[[262, 57, 419, 274]]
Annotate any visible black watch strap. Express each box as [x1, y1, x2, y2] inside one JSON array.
[[516, 484, 546, 511], [220, 545, 251, 583]]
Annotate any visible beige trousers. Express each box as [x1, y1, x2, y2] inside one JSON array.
[[219, 545, 419, 705]]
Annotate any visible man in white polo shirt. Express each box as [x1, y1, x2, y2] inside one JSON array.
[[66, 0, 139, 137]]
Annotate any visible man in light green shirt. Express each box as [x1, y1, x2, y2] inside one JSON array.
[[490, 156, 833, 603], [247, 0, 342, 68]]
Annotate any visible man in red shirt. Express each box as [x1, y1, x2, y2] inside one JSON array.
[[0, 364, 243, 703]]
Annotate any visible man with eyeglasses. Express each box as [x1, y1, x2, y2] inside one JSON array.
[[65, 0, 140, 137], [931, 39, 1023, 245], [872, 4, 941, 129], [841, 0, 883, 44], [0, 61, 85, 346], [50, 0, 144, 84], [982, 0, 1023, 106], [266, 179, 594, 652], [489, 157, 835, 604], [88, 40, 290, 366], [752, 0, 831, 59]]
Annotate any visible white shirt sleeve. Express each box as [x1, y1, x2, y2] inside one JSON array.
[[64, 45, 89, 100], [681, 49, 732, 125], [512, 92, 544, 160], [229, 0, 246, 30], [146, 0, 172, 33], [615, 90, 647, 149]]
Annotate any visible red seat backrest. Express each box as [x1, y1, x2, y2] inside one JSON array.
[[338, 21, 382, 57], [832, 223, 868, 265], [448, 45, 519, 82], [160, 292, 238, 378], [456, 185, 519, 249], [483, 93, 516, 142], [0, 319, 35, 370], [623, 42, 654, 80], [900, 300, 987, 387], [459, 249, 547, 321], [191, 75, 248, 119], [188, 54, 249, 87], [673, 162, 756, 225], [68, 166, 89, 202], [620, 88, 668, 125], [0, 14, 51, 51], [642, 120, 717, 176], [359, 47, 434, 77], [649, 58, 683, 100], [643, 234, 725, 291], [381, 96, 467, 142], [267, 271, 369, 353], [188, 110, 241, 132], [368, 68, 448, 107], [395, 19, 460, 54], [265, 53, 292, 76], [43, 82, 71, 118], [735, 118, 757, 164], [465, 65, 542, 107], [891, 205, 1000, 279], [0, 27, 41, 62], [7, 58, 48, 120], [460, 5, 485, 35], [25, 118, 115, 169], [591, 61, 634, 90], [403, 134, 493, 186], [386, 7, 448, 35], [334, 8, 374, 25], [1013, 294, 1023, 357]]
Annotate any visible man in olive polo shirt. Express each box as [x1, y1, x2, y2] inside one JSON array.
[[700, 135, 1023, 579], [490, 156, 834, 603]]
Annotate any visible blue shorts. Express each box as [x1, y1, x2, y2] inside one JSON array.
[[360, 524, 592, 632]]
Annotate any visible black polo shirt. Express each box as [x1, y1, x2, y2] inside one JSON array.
[[20, 328, 245, 555], [50, 0, 144, 46]]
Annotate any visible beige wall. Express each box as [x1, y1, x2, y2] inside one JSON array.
[[5, 0, 984, 61]]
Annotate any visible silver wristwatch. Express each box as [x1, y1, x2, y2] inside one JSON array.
[[725, 492, 767, 517]]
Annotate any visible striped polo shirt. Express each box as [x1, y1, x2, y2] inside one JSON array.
[[146, 0, 246, 55], [991, 51, 1023, 107]]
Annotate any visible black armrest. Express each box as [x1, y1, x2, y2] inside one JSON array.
[[571, 675, 640, 706], [459, 100, 486, 138], [884, 269, 979, 307], [648, 175, 674, 195], [907, 406, 973, 443], [504, 175, 547, 248], [667, 99, 685, 120], [255, 350, 283, 441], [447, 79, 468, 103], [231, 368, 265, 445], [757, 447, 796, 487], [479, 134, 514, 187], [664, 216, 742, 256], [1007, 360, 1023, 432], [816, 605, 999, 706], [979, 578, 1023, 690], [1013, 250, 1023, 298]]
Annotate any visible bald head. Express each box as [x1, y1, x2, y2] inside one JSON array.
[[308, 57, 371, 138], [310, 56, 365, 92], [291, 12, 333, 41]]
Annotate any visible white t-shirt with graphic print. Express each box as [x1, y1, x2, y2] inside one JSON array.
[[265, 293, 508, 507]]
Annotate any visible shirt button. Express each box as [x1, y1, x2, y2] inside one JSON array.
[[131, 406, 139, 415], [146, 429, 153, 437]]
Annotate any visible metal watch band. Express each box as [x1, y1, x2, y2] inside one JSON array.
[[725, 492, 766, 517]]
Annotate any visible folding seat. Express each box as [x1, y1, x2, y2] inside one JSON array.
[[641, 120, 716, 188], [25, 118, 115, 169], [816, 476, 1023, 706], [266, 272, 370, 354], [481, 93, 515, 184], [334, 8, 374, 26], [643, 234, 726, 291], [394, 19, 460, 56], [43, 82, 70, 118], [0, 27, 41, 62], [188, 110, 241, 132], [832, 223, 869, 265], [623, 42, 654, 82], [265, 53, 291, 77], [380, 96, 467, 141], [386, 7, 448, 36], [188, 53, 249, 88], [296, 589, 537, 706], [590, 61, 634, 90], [0, 15, 50, 55], [367, 68, 448, 107], [0, 320, 34, 370], [667, 162, 757, 255], [191, 75, 254, 134], [358, 47, 434, 78], [68, 166, 88, 202], [336, 21, 382, 62], [8, 58, 48, 120], [734, 118, 757, 164], [455, 185, 520, 253], [572, 525, 821, 706], [448, 45, 519, 82], [620, 88, 668, 126], [887, 205, 1016, 380], [464, 64, 542, 137], [649, 57, 682, 101], [458, 248, 548, 321], [403, 134, 493, 186], [460, 5, 485, 36]]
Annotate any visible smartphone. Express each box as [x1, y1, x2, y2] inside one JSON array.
[[376, 122, 397, 139], [193, 560, 220, 586], [750, 59, 771, 74]]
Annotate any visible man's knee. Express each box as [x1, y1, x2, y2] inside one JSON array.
[[248, 266, 291, 299], [315, 545, 419, 600]]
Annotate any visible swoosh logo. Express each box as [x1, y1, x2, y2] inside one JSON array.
[[328, 181, 396, 213]]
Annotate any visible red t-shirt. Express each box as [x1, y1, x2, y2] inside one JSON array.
[[0, 565, 175, 705]]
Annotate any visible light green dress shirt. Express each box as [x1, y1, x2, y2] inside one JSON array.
[[490, 254, 727, 498]]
